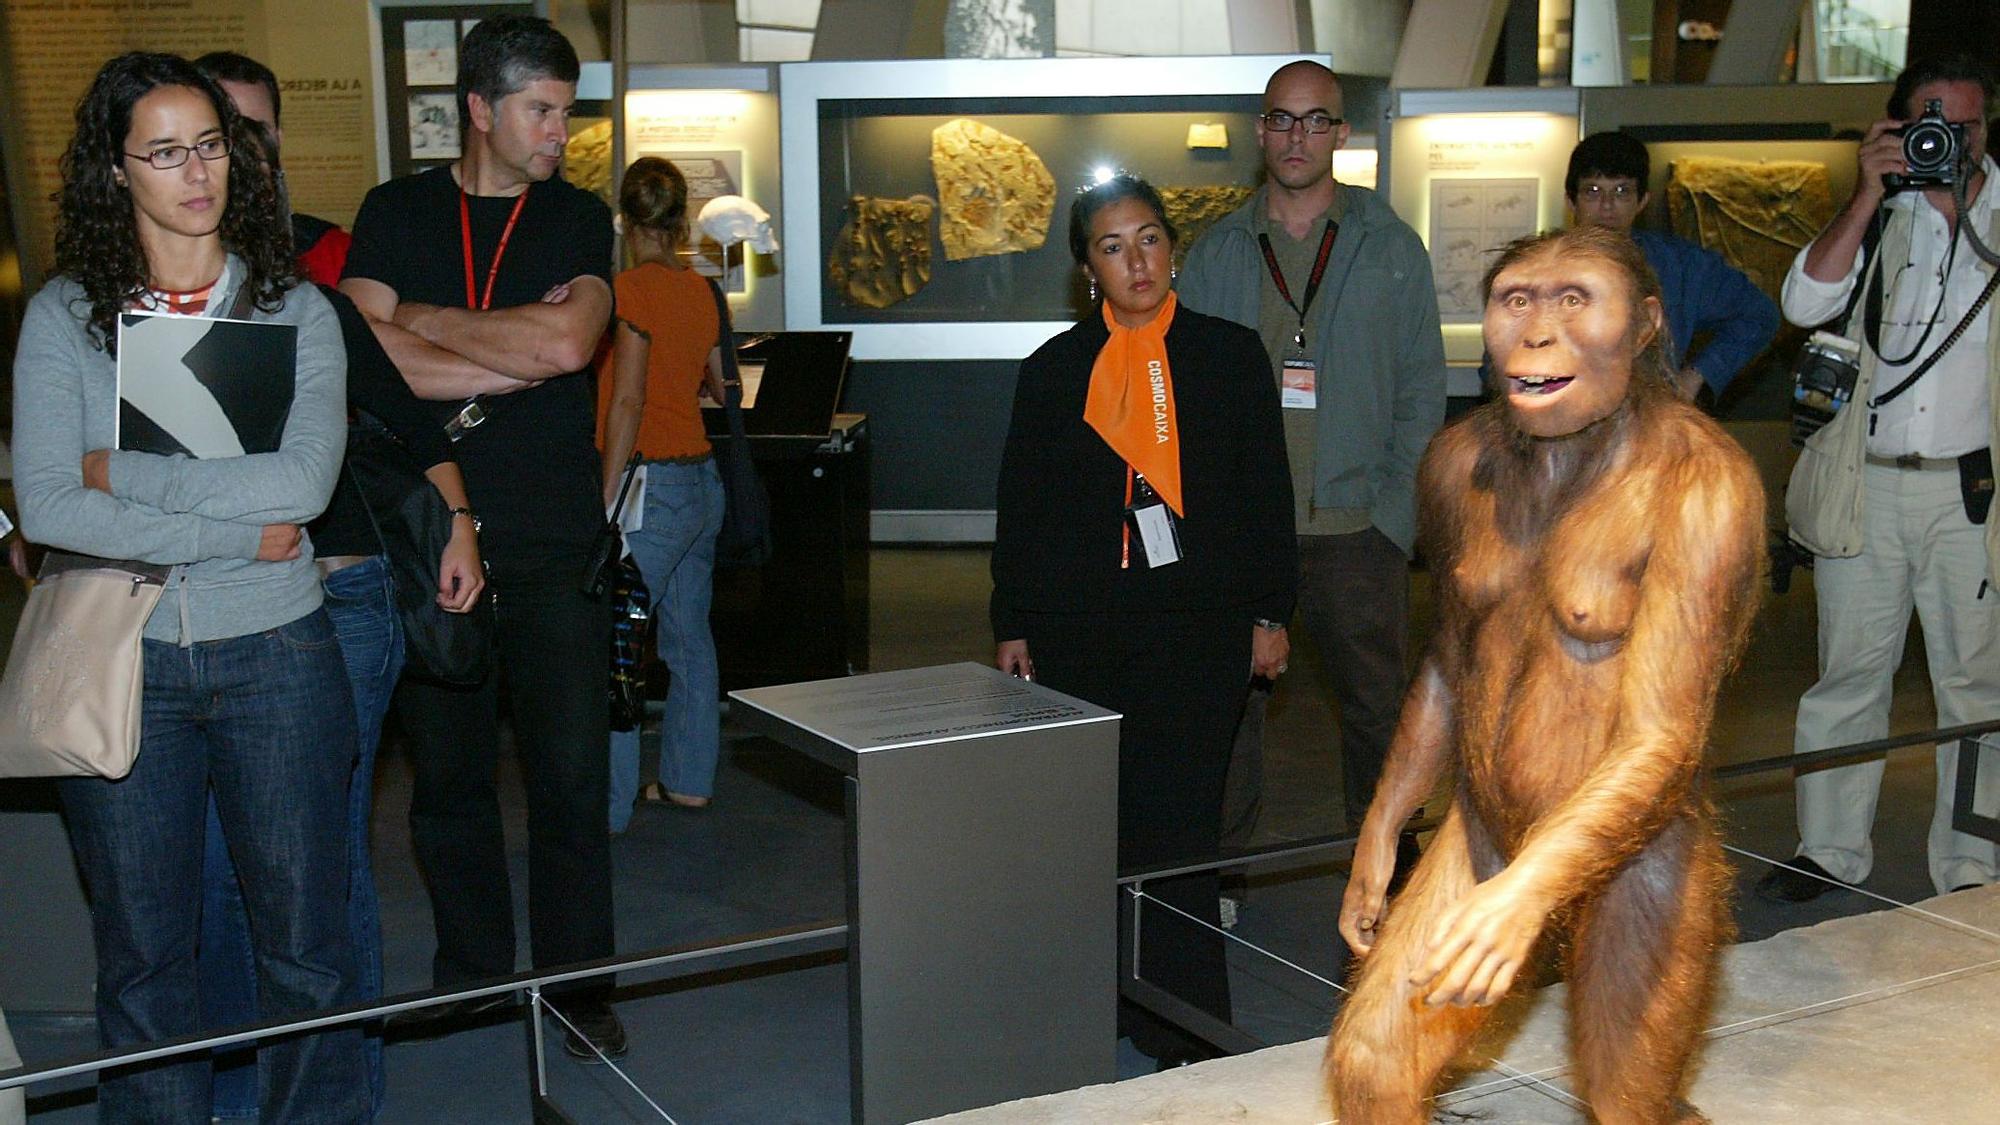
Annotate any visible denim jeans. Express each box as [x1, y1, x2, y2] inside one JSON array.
[[395, 553, 614, 994], [609, 459, 726, 831], [60, 609, 364, 1125], [201, 557, 402, 1119]]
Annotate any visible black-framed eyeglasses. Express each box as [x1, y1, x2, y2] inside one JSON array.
[[123, 136, 232, 171], [1260, 110, 1342, 135], [1578, 182, 1640, 203]]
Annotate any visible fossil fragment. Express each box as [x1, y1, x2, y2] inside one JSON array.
[[828, 194, 937, 309], [563, 120, 613, 206], [1159, 184, 1254, 266], [929, 119, 1055, 261], [1666, 156, 1833, 301]]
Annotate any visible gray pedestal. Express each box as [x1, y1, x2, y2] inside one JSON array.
[[730, 662, 1119, 1124]]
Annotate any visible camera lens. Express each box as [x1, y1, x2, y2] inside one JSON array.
[[1904, 121, 1952, 174]]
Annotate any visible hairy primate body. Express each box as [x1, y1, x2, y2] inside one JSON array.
[[1326, 227, 1765, 1125]]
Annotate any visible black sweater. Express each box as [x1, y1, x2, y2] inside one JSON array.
[[991, 308, 1298, 640]]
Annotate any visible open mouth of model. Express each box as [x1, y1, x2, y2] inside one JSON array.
[[1509, 375, 1574, 396]]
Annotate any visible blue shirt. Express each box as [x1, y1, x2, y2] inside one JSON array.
[[1631, 227, 1780, 394]]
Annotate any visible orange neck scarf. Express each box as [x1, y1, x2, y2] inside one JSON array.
[[1085, 291, 1183, 515]]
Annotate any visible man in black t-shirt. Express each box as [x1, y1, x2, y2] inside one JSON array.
[[339, 15, 625, 1061]]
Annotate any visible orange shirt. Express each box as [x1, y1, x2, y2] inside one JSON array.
[[597, 261, 720, 460]]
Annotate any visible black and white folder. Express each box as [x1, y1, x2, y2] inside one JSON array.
[[115, 312, 297, 458]]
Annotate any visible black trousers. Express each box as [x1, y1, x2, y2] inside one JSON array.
[[1225, 527, 1409, 840], [1022, 607, 1249, 1060], [395, 554, 615, 996]]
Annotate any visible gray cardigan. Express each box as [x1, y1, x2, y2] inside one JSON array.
[[1177, 184, 1447, 556], [12, 258, 346, 643]]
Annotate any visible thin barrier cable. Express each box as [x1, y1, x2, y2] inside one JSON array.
[[1441, 854, 2000, 1106], [1125, 886, 1592, 1115], [1720, 842, 2000, 946], [0, 922, 847, 1093], [1128, 884, 1344, 988], [536, 996, 681, 1124], [1136, 847, 2000, 1114], [1441, 952, 2000, 1106]]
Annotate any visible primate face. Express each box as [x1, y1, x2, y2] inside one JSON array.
[[1484, 249, 1660, 439]]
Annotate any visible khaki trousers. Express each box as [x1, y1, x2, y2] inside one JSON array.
[[1795, 462, 2000, 894]]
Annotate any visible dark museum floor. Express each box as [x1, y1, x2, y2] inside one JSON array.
[[6, 542, 1972, 1123]]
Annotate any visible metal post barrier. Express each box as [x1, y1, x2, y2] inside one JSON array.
[[0, 920, 847, 1121]]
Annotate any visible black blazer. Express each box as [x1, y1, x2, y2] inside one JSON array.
[[991, 306, 1298, 640]]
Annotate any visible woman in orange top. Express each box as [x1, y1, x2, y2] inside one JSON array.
[[598, 157, 728, 830]]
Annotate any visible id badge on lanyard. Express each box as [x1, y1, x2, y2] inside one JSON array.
[[1123, 469, 1182, 569], [1260, 222, 1338, 411]]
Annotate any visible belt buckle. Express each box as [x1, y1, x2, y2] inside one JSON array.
[[1895, 453, 1923, 470]]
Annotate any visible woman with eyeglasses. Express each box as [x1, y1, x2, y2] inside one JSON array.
[[991, 174, 1296, 1067], [12, 53, 363, 1123]]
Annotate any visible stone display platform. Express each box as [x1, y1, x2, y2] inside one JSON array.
[[924, 886, 2000, 1124]]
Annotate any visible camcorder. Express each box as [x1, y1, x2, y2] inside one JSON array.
[[1885, 98, 1969, 192], [1790, 330, 1863, 446]]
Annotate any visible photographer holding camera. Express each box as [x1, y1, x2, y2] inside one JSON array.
[[1763, 55, 2000, 904]]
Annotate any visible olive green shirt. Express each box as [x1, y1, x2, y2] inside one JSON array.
[[1251, 190, 1368, 537]]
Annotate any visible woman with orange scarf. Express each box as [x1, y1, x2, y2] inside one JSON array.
[[992, 175, 1297, 1067]]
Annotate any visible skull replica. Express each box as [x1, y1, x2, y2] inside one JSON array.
[[698, 195, 781, 253]]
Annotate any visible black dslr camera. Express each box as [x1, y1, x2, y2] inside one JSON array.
[[1885, 98, 1968, 192]]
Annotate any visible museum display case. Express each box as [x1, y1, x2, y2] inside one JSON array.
[[780, 55, 1325, 360], [1379, 88, 1582, 390], [620, 64, 784, 332], [1379, 83, 1893, 398]]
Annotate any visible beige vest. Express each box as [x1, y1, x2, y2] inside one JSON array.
[[1785, 204, 2000, 584]]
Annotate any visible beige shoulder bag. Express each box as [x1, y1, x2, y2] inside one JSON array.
[[0, 551, 168, 779]]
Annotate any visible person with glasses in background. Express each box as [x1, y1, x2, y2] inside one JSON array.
[[1564, 131, 1779, 403], [1178, 60, 1446, 919]]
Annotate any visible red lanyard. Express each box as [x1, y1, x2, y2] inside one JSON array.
[[1121, 466, 1134, 570], [1257, 221, 1338, 347], [460, 188, 529, 311]]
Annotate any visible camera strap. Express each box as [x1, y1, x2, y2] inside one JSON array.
[[1868, 262, 2000, 408]]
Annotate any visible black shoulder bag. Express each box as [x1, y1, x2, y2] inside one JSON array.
[[345, 413, 496, 685]]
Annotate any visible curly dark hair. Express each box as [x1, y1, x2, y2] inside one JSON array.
[[54, 52, 297, 353]]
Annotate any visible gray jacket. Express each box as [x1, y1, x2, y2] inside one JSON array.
[[13, 259, 346, 643], [1177, 183, 1446, 555]]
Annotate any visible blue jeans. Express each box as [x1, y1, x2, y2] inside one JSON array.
[[201, 558, 402, 1118], [60, 610, 364, 1125], [609, 459, 725, 831]]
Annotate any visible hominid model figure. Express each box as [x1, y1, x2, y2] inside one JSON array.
[[1326, 225, 1764, 1125]]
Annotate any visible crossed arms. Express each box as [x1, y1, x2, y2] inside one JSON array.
[[338, 273, 611, 402]]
